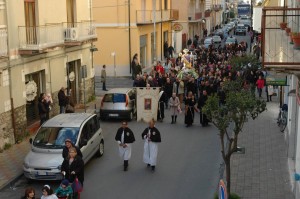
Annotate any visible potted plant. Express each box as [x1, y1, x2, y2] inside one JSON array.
[[285, 27, 291, 36], [292, 32, 300, 49], [280, 22, 287, 30]]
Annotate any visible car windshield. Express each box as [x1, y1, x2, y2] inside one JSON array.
[[103, 93, 126, 103], [33, 127, 79, 149]]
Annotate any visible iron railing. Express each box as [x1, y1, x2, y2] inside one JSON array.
[[0, 27, 7, 57], [136, 9, 179, 24], [18, 23, 64, 50], [262, 7, 300, 70]]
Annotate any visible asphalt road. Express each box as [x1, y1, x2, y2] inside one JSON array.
[[0, 109, 222, 199]]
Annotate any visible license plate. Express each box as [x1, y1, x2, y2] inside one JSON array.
[[37, 171, 48, 176], [109, 114, 119, 117]]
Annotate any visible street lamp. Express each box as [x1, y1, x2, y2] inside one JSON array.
[[111, 52, 116, 77], [90, 45, 98, 96]]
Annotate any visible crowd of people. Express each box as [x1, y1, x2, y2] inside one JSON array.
[[131, 34, 269, 128]]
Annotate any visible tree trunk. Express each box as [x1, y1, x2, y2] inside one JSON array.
[[225, 158, 231, 196]]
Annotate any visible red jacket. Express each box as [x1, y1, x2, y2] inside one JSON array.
[[256, 79, 265, 89]]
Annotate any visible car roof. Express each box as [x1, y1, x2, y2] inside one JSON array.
[[106, 88, 134, 94], [42, 113, 94, 128]]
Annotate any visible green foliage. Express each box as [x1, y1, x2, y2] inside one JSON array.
[[88, 95, 96, 103], [3, 143, 12, 150], [214, 192, 241, 199], [229, 55, 261, 72]]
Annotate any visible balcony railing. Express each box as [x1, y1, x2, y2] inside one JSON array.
[[262, 7, 300, 71], [18, 23, 64, 50], [0, 27, 7, 57], [136, 9, 179, 24], [64, 21, 97, 42]]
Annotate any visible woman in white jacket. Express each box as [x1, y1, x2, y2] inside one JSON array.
[[169, 92, 180, 124]]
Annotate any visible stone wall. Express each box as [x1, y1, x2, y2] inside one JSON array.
[[79, 78, 95, 104], [0, 111, 14, 150]]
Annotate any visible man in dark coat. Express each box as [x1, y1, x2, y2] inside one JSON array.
[[197, 90, 209, 127], [58, 87, 67, 113], [115, 121, 135, 171]]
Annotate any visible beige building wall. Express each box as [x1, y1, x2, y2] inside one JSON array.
[[93, 0, 174, 76], [0, 0, 96, 149]]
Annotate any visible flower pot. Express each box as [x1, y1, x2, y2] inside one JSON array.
[[292, 33, 300, 49], [285, 27, 291, 36], [280, 22, 287, 30]]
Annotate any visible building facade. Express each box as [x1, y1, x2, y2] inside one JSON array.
[[261, 0, 300, 197], [0, 0, 97, 149], [93, 0, 178, 76], [172, 0, 224, 51]]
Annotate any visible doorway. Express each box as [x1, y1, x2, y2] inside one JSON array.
[[25, 70, 45, 125], [67, 60, 80, 104]]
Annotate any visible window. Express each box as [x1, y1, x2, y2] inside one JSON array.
[[24, 0, 36, 44]]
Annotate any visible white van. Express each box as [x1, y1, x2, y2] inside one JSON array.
[[23, 113, 104, 180]]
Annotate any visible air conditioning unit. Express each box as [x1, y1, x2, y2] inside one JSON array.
[[188, 17, 192, 21], [65, 27, 78, 41]]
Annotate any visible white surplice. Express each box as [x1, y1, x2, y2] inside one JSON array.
[[143, 131, 158, 166], [118, 130, 132, 161]]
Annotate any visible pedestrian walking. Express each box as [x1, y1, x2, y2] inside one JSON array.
[[62, 138, 83, 160], [41, 185, 58, 199], [197, 90, 209, 127], [21, 187, 36, 199], [58, 87, 67, 113], [169, 92, 180, 124], [256, 75, 265, 98], [101, 64, 108, 91], [38, 93, 48, 126], [157, 89, 166, 122], [61, 147, 84, 199], [142, 119, 161, 172], [184, 91, 196, 127], [115, 121, 135, 171], [267, 85, 274, 102]]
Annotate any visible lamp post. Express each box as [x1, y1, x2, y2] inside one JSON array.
[[90, 45, 98, 96], [111, 52, 116, 77]]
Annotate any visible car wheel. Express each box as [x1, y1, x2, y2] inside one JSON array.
[[96, 140, 104, 157]]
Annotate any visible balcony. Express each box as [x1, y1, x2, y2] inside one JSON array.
[[18, 21, 97, 55], [136, 9, 179, 25], [18, 23, 64, 55], [262, 7, 300, 72], [0, 27, 7, 58], [64, 21, 97, 46]]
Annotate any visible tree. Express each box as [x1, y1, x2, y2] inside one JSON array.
[[202, 78, 266, 196]]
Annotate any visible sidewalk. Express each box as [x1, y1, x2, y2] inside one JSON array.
[[230, 100, 294, 198], [0, 76, 133, 190]]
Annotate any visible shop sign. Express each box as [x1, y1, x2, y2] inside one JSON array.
[[172, 23, 183, 32]]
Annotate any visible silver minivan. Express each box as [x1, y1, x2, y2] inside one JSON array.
[[100, 88, 136, 121], [23, 113, 104, 180]]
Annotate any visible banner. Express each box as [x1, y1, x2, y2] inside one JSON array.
[[136, 87, 159, 123]]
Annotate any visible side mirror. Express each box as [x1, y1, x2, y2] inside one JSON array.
[[29, 138, 33, 144]]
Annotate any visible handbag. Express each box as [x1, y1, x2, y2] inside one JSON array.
[[71, 177, 83, 193]]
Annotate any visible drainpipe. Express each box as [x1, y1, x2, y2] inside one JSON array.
[[4, 0, 17, 143], [160, 0, 163, 61], [128, 0, 132, 74]]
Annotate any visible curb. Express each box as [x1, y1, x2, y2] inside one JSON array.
[[0, 172, 24, 191]]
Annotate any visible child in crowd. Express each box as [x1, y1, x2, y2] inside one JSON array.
[[55, 179, 73, 199]]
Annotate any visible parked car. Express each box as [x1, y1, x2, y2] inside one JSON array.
[[204, 37, 213, 48], [229, 22, 236, 29], [234, 24, 247, 35], [100, 88, 136, 121], [225, 36, 237, 45], [23, 113, 104, 181], [212, 35, 222, 43], [214, 29, 224, 39]]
